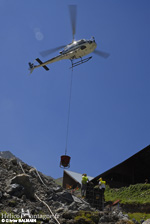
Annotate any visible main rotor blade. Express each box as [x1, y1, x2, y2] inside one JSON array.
[[69, 5, 77, 41], [94, 50, 110, 58], [40, 45, 66, 57]]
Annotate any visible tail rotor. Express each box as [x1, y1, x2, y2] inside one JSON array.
[[28, 62, 35, 74]]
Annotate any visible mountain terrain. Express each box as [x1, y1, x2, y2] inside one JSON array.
[[0, 151, 150, 224], [0, 151, 22, 162]]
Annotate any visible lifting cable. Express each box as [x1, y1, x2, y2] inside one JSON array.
[[65, 69, 73, 155]]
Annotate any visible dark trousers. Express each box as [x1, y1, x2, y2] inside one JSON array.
[[81, 184, 87, 197]]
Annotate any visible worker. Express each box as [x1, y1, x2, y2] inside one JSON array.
[[81, 174, 89, 198], [98, 177, 106, 194]]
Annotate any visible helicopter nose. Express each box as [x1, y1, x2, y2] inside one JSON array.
[[92, 41, 97, 50]]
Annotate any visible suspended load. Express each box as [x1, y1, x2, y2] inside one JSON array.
[[60, 155, 71, 169]]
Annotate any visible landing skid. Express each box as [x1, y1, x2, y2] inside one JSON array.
[[70, 56, 92, 69]]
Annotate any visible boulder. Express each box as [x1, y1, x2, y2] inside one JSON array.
[[10, 174, 35, 198], [5, 183, 24, 197], [143, 220, 150, 224], [9, 158, 18, 165], [57, 191, 74, 204]]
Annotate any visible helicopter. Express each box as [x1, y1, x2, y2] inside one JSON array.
[[28, 5, 109, 74]]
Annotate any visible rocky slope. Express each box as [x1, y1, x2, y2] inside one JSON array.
[[0, 156, 149, 224], [0, 151, 22, 162]]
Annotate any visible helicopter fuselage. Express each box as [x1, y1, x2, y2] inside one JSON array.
[[29, 38, 97, 73], [60, 38, 97, 59], [28, 4, 109, 74]]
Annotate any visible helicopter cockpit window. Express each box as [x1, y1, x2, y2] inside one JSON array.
[[78, 39, 86, 45], [64, 41, 78, 51]]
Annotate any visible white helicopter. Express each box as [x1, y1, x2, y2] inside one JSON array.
[[29, 5, 109, 73]]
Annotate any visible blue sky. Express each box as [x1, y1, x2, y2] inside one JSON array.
[[0, 0, 150, 178]]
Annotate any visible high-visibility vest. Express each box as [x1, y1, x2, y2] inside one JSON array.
[[99, 180, 106, 189], [82, 176, 88, 184]]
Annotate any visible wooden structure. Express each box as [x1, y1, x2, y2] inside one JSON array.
[[91, 145, 150, 187], [63, 170, 93, 189]]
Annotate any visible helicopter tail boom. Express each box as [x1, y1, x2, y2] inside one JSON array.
[[35, 58, 50, 71], [28, 58, 49, 74]]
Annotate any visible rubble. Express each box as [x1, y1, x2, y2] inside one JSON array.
[[0, 156, 148, 223]]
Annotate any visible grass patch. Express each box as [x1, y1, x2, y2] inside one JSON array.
[[54, 180, 62, 186], [128, 213, 150, 222], [74, 211, 99, 224], [105, 184, 150, 204]]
